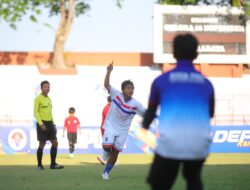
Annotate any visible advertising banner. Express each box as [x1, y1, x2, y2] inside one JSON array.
[[210, 126, 250, 152], [0, 125, 249, 154], [0, 126, 147, 154]]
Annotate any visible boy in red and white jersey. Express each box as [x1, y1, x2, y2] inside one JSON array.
[[101, 62, 145, 180]]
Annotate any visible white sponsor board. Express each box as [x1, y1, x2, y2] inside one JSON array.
[[0, 65, 161, 128], [0, 66, 250, 128], [154, 5, 250, 64]]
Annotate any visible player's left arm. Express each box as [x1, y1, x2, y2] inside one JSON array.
[[77, 125, 81, 135], [142, 80, 159, 129], [209, 85, 215, 118], [142, 104, 157, 130], [49, 97, 55, 125], [77, 118, 81, 134]]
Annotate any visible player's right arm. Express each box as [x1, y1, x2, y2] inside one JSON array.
[[76, 117, 81, 135], [34, 97, 47, 131], [104, 62, 113, 93], [142, 80, 159, 130], [142, 105, 157, 130], [209, 83, 215, 118]]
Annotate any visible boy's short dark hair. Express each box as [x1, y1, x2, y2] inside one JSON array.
[[173, 33, 198, 61], [121, 80, 134, 91], [69, 107, 75, 114], [40, 80, 50, 88]]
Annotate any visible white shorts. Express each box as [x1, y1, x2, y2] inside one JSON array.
[[102, 131, 127, 152]]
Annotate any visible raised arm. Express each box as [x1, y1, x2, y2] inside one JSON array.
[[104, 62, 113, 93]]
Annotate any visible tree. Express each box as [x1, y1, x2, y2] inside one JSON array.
[[0, 0, 123, 69], [157, 0, 198, 4], [157, 0, 235, 5]]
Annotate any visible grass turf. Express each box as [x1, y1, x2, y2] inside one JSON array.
[[0, 153, 250, 190]]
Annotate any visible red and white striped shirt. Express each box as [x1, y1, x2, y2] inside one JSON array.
[[103, 86, 145, 135]]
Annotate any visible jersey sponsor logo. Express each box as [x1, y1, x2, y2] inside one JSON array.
[[212, 130, 250, 147], [169, 72, 205, 83]]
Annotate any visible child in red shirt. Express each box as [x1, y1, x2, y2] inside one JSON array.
[[97, 96, 111, 164], [100, 96, 112, 136], [63, 107, 81, 158]]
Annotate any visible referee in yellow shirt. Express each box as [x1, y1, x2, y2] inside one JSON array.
[[34, 80, 64, 170]]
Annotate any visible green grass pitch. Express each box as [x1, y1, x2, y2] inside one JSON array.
[[0, 153, 250, 190]]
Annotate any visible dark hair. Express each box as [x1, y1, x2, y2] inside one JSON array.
[[173, 33, 198, 61], [121, 80, 134, 91], [40, 80, 50, 88], [69, 107, 75, 114], [107, 96, 111, 102]]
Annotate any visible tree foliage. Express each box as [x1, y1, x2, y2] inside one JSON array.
[[157, 0, 199, 5], [0, 0, 123, 68], [157, 0, 238, 5], [157, 0, 250, 15], [0, 0, 91, 29]]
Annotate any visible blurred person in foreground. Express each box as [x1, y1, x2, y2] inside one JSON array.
[[142, 33, 215, 190]]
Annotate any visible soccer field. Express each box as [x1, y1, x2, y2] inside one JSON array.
[[0, 153, 250, 190]]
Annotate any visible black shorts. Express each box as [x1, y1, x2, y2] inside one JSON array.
[[36, 121, 57, 141], [147, 153, 205, 190], [67, 132, 77, 143]]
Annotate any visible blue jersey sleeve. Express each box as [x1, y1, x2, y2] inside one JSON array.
[[149, 79, 160, 106]]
